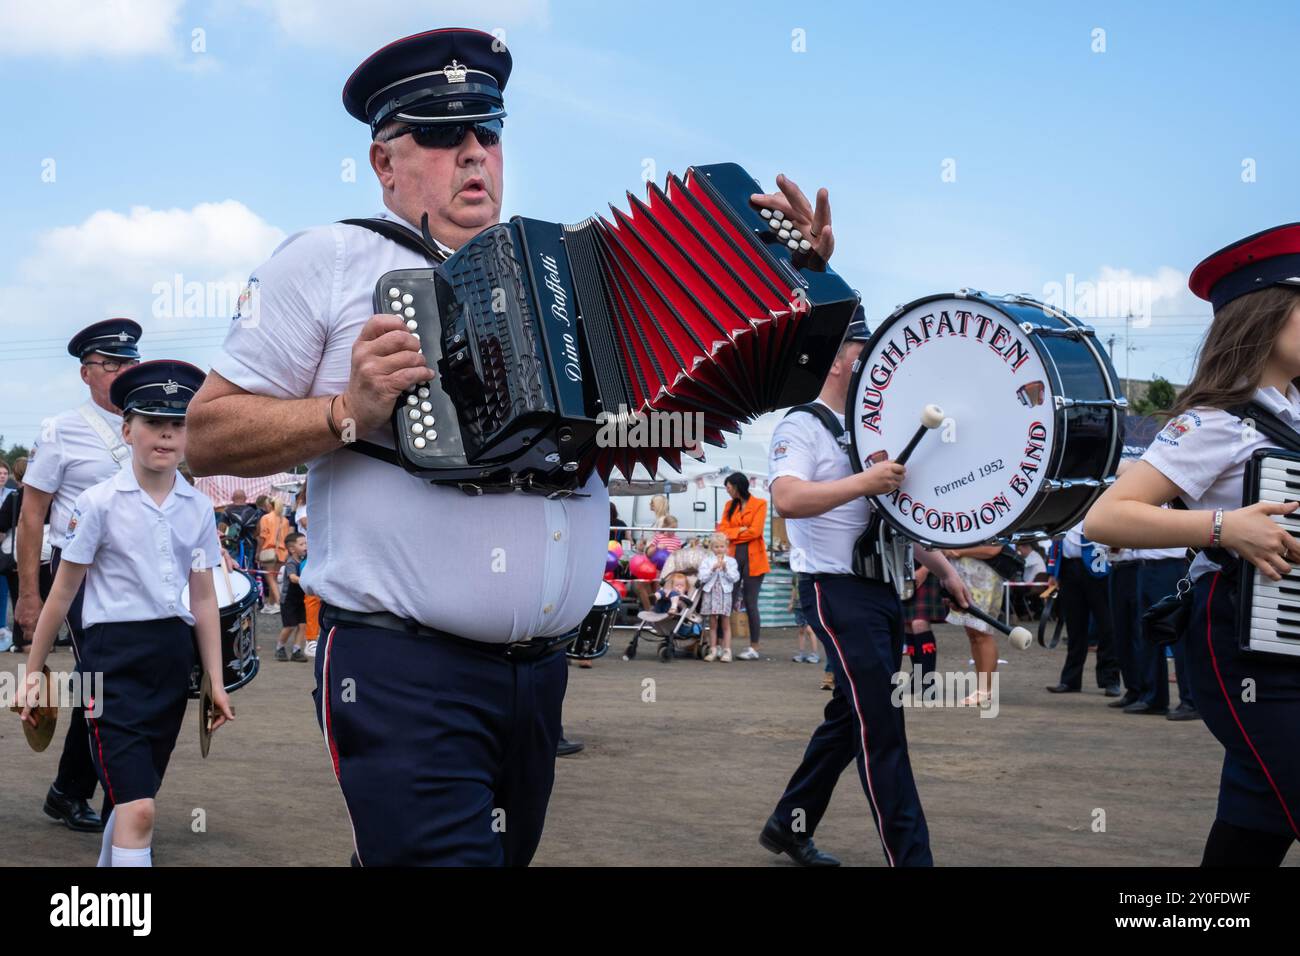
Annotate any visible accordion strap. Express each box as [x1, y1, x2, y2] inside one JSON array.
[[338, 216, 448, 263], [785, 402, 850, 453]]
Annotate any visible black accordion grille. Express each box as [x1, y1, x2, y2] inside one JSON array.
[[438, 226, 552, 458]]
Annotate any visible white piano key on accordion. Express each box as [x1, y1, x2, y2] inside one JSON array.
[[1249, 629, 1300, 656]]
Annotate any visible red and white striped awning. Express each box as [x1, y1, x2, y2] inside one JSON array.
[[193, 472, 304, 508]]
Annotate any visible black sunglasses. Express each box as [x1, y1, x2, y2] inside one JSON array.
[[384, 119, 503, 150]]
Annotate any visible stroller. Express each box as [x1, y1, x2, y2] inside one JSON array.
[[623, 549, 708, 663]]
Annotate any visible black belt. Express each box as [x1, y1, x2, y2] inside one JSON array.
[[320, 603, 574, 661]]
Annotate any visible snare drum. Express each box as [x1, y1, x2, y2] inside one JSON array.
[[183, 566, 260, 698], [848, 291, 1124, 548], [567, 581, 620, 660]]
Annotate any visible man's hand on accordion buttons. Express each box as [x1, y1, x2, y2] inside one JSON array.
[[750, 174, 834, 262], [340, 313, 436, 436], [1221, 500, 1300, 581], [858, 460, 904, 497]]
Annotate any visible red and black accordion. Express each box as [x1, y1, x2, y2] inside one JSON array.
[[362, 163, 857, 493]]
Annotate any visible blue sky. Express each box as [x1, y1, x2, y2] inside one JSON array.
[[1, 0, 1296, 450]]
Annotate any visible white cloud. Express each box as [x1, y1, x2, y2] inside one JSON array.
[[243, 0, 549, 51], [0, 0, 182, 57], [0, 201, 284, 440]]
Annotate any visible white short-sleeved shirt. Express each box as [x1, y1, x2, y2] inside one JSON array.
[[60, 468, 222, 628], [768, 399, 871, 575], [213, 209, 608, 642], [1020, 549, 1046, 581], [1142, 384, 1300, 579], [24, 402, 127, 550]]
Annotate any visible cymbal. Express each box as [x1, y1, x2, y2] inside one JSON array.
[[199, 671, 214, 759], [9, 666, 59, 752]]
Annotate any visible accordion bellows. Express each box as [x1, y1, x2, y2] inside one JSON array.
[[375, 163, 858, 492]]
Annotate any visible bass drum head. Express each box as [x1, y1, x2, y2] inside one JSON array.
[[848, 294, 1060, 548], [595, 580, 620, 609]]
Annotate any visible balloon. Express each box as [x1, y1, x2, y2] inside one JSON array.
[[611, 579, 628, 599], [629, 554, 657, 581], [651, 548, 670, 569], [608, 540, 623, 559], [604, 570, 616, 581], [606, 552, 619, 575]]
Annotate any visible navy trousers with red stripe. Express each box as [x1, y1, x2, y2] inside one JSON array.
[[314, 617, 567, 866], [772, 574, 932, 866], [1186, 571, 1300, 844]]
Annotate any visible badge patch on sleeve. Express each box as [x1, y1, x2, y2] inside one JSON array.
[[1155, 411, 1200, 447], [772, 440, 790, 460], [66, 509, 79, 538]]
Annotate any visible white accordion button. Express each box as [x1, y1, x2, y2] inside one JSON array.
[[390, 301, 402, 311], [413, 437, 427, 449], [388, 288, 400, 299], [772, 209, 784, 221], [779, 229, 791, 240], [760, 208, 772, 219], [406, 319, 418, 330], [406, 395, 418, 406], [798, 239, 812, 251], [417, 387, 429, 398], [401, 293, 413, 305], [427, 430, 437, 441], [787, 240, 799, 250], [767, 220, 781, 232], [423, 415, 435, 426], [412, 423, 424, 434], [420, 401, 432, 412], [408, 408, 419, 420], [791, 229, 803, 240], [403, 307, 415, 318]]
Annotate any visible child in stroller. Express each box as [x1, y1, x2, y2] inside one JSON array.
[[623, 566, 704, 662]]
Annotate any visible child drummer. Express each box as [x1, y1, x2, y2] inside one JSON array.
[[19, 360, 234, 867]]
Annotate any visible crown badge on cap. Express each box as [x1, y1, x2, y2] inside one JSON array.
[[442, 59, 468, 83], [118, 332, 130, 341], [162, 380, 180, 395]]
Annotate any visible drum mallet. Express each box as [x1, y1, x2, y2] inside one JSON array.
[[894, 404, 946, 466], [942, 589, 1033, 650]]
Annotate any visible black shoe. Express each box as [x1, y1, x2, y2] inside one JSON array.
[[1107, 691, 1140, 708], [557, 738, 584, 757], [759, 815, 840, 867], [1167, 702, 1202, 722], [1122, 700, 1168, 715], [43, 786, 103, 833], [1103, 684, 1123, 697], [1046, 683, 1080, 694]]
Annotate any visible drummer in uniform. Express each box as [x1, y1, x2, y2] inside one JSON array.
[[186, 27, 839, 865], [16, 318, 144, 833], [19, 360, 233, 867], [759, 312, 971, 867]]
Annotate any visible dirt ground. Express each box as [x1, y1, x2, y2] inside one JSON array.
[[3, 612, 1295, 867]]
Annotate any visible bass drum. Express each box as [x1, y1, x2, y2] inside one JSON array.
[[847, 291, 1124, 548], [567, 581, 620, 660], [183, 567, 260, 698]]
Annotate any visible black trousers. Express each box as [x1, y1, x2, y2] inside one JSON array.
[[772, 575, 931, 866], [315, 616, 567, 866], [47, 548, 98, 802], [5, 564, 51, 649], [1057, 557, 1121, 690], [733, 546, 764, 644], [1109, 562, 1143, 695]]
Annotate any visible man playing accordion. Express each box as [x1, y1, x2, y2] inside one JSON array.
[[188, 27, 837, 866]]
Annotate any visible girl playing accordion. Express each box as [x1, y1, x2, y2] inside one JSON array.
[[1087, 224, 1300, 866]]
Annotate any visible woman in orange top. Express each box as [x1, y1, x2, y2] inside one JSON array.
[[717, 472, 770, 659], [257, 498, 290, 611]]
